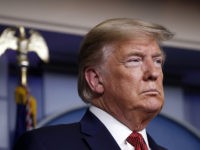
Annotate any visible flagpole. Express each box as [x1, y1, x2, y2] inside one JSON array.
[[0, 25, 49, 142], [17, 26, 28, 87], [21, 66, 27, 87]]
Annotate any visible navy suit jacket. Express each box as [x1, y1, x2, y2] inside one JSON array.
[[14, 109, 166, 150]]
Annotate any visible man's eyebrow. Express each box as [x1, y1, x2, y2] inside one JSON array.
[[155, 50, 165, 58], [125, 51, 165, 57], [152, 51, 166, 63], [125, 51, 145, 57], [153, 52, 165, 57]]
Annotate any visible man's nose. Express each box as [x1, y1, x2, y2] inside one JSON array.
[[143, 59, 161, 81]]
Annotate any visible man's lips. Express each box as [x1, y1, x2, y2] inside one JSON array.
[[140, 89, 160, 95]]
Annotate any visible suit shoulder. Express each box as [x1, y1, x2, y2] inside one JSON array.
[[14, 123, 83, 150], [29, 123, 81, 137]]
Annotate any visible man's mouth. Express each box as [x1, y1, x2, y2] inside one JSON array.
[[141, 89, 160, 95]]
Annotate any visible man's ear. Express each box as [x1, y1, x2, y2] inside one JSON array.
[[85, 68, 104, 94]]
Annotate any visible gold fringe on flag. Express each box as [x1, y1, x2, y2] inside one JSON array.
[[15, 85, 37, 129]]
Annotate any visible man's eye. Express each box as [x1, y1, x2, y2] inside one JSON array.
[[124, 57, 142, 67], [128, 58, 140, 62], [154, 58, 163, 66]]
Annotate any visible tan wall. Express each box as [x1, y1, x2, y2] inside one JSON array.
[[0, 0, 199, 50]]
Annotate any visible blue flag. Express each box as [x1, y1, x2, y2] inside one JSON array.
[[13, 85, 37, 144]]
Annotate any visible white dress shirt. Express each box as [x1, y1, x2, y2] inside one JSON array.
[[89, 106, 151, 150]]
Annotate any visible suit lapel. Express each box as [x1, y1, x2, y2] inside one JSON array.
[[80, 110, 121, 150], [80, 110, 167, 150]]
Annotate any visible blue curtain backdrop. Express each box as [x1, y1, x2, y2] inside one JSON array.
[[184, 87, 200, 130]]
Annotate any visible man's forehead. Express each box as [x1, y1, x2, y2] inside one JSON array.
[[113, 39, 161, 53]]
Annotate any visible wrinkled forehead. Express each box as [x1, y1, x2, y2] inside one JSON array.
[[104, 34, 161, 53]]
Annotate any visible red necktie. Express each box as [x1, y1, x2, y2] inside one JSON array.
[[127, 131, 148, 150]]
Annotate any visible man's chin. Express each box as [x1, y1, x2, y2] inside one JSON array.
[[144, 107, 162, 115], [143, 100, 163, 114]]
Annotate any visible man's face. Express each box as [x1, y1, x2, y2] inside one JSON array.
[[100, 38, 164, 119]]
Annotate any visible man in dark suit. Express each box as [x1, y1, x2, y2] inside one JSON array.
[[14, 18, 173, 150]]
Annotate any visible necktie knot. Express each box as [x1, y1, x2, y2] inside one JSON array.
[[127, 131, 148, 150]]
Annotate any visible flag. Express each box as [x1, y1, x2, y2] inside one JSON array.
[[14, 85, 37, 142]]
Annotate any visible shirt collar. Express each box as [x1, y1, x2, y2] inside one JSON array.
[[89, 106, 150, 149]]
